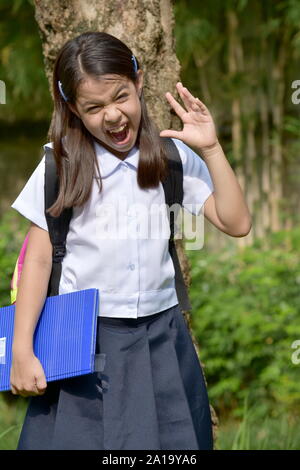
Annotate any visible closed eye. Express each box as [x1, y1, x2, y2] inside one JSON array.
[[117, 93, 128, 101], [86, 94, 128, 112]]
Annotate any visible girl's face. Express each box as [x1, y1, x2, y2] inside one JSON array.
[[68, 71, 144, 160]]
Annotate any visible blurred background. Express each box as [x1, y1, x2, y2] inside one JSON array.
[[0, 0, 300, 450]]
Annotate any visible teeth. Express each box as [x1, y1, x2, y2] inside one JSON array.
[[108, 124, 127, 133]]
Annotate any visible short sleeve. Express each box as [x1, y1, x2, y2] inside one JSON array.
[[11, 155, 49, 232], [171, 138, 214, 216]]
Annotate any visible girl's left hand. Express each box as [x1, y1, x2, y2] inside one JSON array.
[[160, 82, 218, 150]]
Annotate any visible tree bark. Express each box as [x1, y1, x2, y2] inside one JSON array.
[[33, 0, 218, 448]]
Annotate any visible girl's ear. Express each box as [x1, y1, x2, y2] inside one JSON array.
[[67, 102, 81, 119]]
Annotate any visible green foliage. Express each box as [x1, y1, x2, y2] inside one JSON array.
[[186, 227, 300, 420], [174, 2, 219, 70], [0, 210, 29, 308], [0, 0, 52, 122]]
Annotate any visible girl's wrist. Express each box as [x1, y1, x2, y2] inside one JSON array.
[[199, 140, 222, 160], [12, 341, 34, 357]]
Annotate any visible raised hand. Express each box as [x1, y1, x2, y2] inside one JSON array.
[[160, 82, 218, 151]]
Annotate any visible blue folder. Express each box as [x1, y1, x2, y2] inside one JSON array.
[[0, 288, 106, 392]]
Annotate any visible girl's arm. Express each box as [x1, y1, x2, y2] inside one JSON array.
[[197, 141, 252, 237], [160, 82, 252, 237], [12, 222, 53, 357]]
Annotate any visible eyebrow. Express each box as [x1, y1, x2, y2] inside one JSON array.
[[82, 84, 128, 108]]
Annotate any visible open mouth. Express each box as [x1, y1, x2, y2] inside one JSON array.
[[106, 123, 130, 145]]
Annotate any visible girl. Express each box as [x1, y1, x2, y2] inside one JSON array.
[[10, 31, 251, 451]]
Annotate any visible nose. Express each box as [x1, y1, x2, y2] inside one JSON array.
[[103, 104, 122, 124]]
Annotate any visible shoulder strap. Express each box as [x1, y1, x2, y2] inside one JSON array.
[[161, 137, 192, 312], [44, 146, 73, 297]]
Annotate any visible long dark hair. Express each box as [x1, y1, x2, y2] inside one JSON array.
[[47, 31, 169, 217]]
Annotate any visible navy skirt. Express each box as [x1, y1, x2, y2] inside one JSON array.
[[16, 303, 213, 450]]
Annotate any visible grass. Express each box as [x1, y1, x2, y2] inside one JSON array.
[[0, 394, 28, 450], [215, 415, 299, 450], [214, 395, 300, 450]]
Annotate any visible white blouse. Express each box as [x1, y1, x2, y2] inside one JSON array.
[[11, 138, 214, 318]]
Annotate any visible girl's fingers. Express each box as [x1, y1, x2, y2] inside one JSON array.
[[176, 83, 195, 111], [193, 97, 209, 114], [165, 92, 186, 120], [178, 83, 208, 113], [178, 83, 197, 102], [165, 82, 209, 119], [195, 97, 208, 112]]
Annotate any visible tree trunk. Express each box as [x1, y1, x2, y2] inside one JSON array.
[[245, 108, 256, 245], [34, 0, 218, 447], [226, 9, 250, 250], [269, 31, 288, 233]]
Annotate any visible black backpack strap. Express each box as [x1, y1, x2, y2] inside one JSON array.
[[161, 137, 192, 312], [44, 146, 73, 297]]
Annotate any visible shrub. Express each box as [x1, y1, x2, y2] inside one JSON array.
[[186, 227, 300, 420]]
